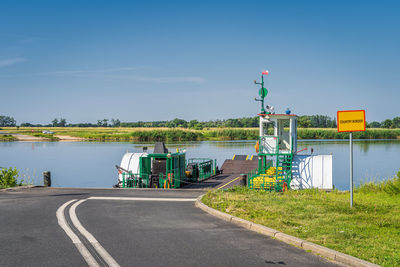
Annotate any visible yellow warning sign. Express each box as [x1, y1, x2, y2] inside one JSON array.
[[337, 110, 366, 132]]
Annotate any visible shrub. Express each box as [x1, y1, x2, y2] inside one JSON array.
[[0, 167, 20, 189], [357, 170, 400, 195]]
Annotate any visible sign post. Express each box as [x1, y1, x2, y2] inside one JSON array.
[[337, 110, 366, 208], [349, 132, 353, 207]]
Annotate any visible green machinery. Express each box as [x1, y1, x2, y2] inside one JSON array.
[[247, 72, 298, 191], [120, 151, 186, 189], [118, 145, 216, 189]]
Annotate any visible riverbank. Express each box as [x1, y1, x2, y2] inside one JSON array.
[[0, 134, 17, 141], [1, 127, 400, 142], [202, 173, 400, 266]]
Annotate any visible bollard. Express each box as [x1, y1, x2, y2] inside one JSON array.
[[240, 174, 247, 186], [43, 171, 51, 187]]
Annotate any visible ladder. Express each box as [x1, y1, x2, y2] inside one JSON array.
[[275, 154, 293, 190]]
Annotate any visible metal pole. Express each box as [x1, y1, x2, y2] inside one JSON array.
[[350, 132, 353, 208], [261, 75, 265, 113]]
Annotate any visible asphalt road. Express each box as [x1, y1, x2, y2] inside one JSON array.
[[0, 187, 339, 266]]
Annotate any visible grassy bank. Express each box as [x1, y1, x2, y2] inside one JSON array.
[[202, 172, 400, 266], [32, 133, 60, 141], [55, 128, 202, 141], [1, 127, 400, 141], [298, 128, 400, 140], [0, 134, 17, 141]]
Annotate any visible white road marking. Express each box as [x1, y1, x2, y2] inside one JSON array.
[[88, 196, 197, 201], [58, 196, 195, 266], [56, 199, 100, 267], [70, 199, 120, 267]]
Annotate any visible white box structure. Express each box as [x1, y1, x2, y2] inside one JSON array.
[[291, 154, 333, 190]]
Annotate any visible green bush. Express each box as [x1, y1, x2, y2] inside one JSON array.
[[297, 128, 400, 140], [0, 167, 20, 189], [0, 134, 17, 141], [357, 170, 400, 195], [205, 129, 258, 140], [32, 133, 59, 141]]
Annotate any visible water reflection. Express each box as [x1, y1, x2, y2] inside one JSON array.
[[0, 140, 399, 190]]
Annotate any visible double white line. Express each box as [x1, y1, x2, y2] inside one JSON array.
[[57, 197, 196, 266], [56, 199, 119, 267]]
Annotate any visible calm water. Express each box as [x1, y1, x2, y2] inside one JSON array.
[[0, 140, 399, 190]]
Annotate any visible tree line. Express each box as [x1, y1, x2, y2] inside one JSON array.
[[0, 116, 17, 127], [1, 114, 399, 129]]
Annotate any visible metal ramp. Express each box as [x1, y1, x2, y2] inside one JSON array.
[[221, 159, 258, 174]]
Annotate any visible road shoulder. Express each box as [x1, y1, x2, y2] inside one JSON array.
[[195, 194, 379, 267]]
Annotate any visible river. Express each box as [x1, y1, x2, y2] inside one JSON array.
[[0, 140, 399, 190]]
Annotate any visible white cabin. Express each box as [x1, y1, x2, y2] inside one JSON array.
[[259, 114, 298, 154]]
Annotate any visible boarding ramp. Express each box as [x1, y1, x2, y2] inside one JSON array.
[[221, 155, 258, 174]]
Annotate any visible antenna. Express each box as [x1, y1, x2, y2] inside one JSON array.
[[254, 70, 269, 114]]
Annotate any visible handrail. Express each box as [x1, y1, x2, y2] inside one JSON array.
[[295, 147, 307, 154]]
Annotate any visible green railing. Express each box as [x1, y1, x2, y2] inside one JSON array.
[[247, 168, 287, 191], [121, 172, 150, 188], [247, 155, 292, 192], [277, 154, 293, 190], [187, 158, 215, 182]]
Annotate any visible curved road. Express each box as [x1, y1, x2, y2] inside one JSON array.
[[0, 187, 339, 266]]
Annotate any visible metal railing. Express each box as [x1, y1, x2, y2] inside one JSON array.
[[187, 158, 215, 181], [121, 172, 150, 188], [259, 136, 278, 154]]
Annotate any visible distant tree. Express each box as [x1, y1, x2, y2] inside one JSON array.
[[59, 118, 67, 127], [310, 115, 325, 128], [298, 116, 311, 128], [382, 119, 393, 128], [330, 117, 337, 128], [52, 118, 59, 127], [194, 123, 203, 130], [111, 118, 121, 127], [188, 120, 199, 128], [20, 122, 34, 127], [23, 114, 400, 130], [0, 115, 16, 127], [51, 118, 67, 127], [171, 118, 187, 128], [392, 117, 400, 128], [69, 122, 97, 127], [369, 121, 381, 128]]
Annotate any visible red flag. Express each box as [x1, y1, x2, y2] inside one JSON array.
[[262, 70, 269, 75]]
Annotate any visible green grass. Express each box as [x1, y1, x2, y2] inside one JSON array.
[[202, 172, 400, 266], [32, 133, 60, 141], [203, 128, 259, 140], [0, 134, 16, 141], [2, 127, 400, 141], [56, 129, 203, 142], [298, 128, 400, 139]]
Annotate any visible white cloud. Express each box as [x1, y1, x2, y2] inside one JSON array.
[[22, 67, 206, 83], [36, 67, 145, 75], [0, 57, 27, 68], [102, 74, 206, 83], [18, 37, 46, 44]]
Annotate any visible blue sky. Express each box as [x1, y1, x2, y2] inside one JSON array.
[[0, 0, 399, 124]]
